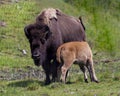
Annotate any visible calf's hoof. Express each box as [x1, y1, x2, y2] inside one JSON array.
[[95, 80, 99, 83], [91, 80, 99, 83]]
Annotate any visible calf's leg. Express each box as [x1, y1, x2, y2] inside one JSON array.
[[61, 60, 73, 83], [86, 58, 99, 83], [61, 65, 68, 83], [79, 65, 88, 83], [57, 65, 62, 82]]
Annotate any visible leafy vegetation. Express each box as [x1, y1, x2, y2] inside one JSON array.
[[0, 0, 120, 96]]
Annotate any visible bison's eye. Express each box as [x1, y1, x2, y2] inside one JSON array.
[[40, 38, 45, 44], [39, 18, 43, 22]]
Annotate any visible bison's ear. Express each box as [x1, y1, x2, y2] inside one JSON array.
[[24, 25, 30, 39], [44, 26, 52, 40], [24, 24, 34, 39]]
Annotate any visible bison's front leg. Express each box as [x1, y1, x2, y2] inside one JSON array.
[[42, 61, 51, 85], [51, 58, 60, 82]]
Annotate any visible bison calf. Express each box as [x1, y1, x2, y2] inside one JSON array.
[[56, 41, 98, 83]]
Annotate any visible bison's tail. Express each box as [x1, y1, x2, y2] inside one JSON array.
[[79, 16, 85, 31]]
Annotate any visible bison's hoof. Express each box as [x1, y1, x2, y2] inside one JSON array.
[[45, 80, 51, 85], [85, 79, 88, 83]]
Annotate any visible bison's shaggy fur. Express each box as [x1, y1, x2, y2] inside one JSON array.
[[56, 41, 98, 83]]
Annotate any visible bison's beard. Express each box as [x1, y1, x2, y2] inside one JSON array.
[[32, 52, 46, 66], [33, 59, 41, 66]]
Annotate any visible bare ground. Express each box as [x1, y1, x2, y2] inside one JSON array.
[[0, 56, 120, 81], [0, 0, 20, 4], [0, 66, 45, 81]]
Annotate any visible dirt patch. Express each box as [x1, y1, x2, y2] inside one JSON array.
[[0, 0, 20, 4], [0, 66, 45, 81], [1, 58, 119, 81], [0, 21, 6, 27]]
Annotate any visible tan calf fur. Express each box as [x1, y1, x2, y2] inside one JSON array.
[[56, 41, 98, 83]]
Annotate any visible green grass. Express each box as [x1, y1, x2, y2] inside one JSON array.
[[1, 66, 120, 96], [65, 0, 120, 56], [0, 0, 120, 96], [0, 0, 37, 68], [0, 0, 81, 68], [0, 61, 120, 96]]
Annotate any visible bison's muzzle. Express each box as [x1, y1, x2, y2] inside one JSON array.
[[31, 52, 41, 66], [32, 51, 41, 60]]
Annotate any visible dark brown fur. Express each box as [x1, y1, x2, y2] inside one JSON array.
[[24, 8, 86, 84]]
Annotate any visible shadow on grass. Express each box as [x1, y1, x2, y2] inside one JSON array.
[[7, 80, 45, 88], [7, 80, 77, 89], [66, 81, 76, 84]]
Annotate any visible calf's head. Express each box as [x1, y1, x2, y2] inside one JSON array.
[[24, 24, 52, 66]]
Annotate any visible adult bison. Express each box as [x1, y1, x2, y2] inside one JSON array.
[[24, 8, 86, 84]]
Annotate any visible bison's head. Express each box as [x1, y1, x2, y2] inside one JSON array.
[[24, 24, 52, 66]]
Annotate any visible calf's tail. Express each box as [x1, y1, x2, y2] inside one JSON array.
[[56, 46, 63, 64]]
